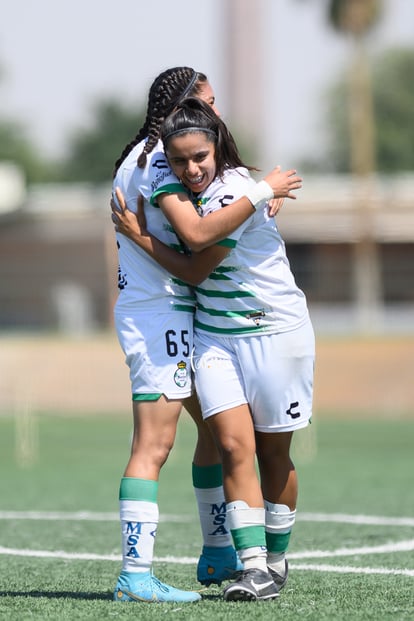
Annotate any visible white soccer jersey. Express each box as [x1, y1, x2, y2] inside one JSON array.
[[113, 139, 195, 314], [154, 166, 309, 336]]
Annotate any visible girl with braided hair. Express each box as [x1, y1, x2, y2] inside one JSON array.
[[113, 97, 314, 602], [112, 67, 301, 604]]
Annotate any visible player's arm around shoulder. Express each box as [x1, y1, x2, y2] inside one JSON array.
[[159, 169, 256, 252]]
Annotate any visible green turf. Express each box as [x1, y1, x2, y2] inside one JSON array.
[[0, 414, 413, 620]]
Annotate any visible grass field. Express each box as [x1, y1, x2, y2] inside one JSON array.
[[0, 413, 413, 620]]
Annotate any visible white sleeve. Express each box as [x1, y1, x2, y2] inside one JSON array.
[[201, 169, 256, 242]]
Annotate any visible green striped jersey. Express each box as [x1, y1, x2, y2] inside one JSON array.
[[189, 167, 309, 336]]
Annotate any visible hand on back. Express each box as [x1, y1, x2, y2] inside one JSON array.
[[111, 188, 148, 240]]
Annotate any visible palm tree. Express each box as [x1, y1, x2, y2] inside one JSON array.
[[326, 0, 384, 331]]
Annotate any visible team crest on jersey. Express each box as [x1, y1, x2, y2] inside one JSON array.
[[246, 310, 266, 326], [174, 360, 189, 387]]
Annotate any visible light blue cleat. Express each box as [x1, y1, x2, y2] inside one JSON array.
[[114, 570, 201, 603], [197, 545, 243, 586]]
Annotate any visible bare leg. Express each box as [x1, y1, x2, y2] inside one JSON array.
[[206, 404, 262, 506], [207, 405, 271, 585], [255, 430, 297, 586], [115, 395, 200, 601], [124, 396, 182, 480], [184, 392, 221, 466], [255, 431, 297, 509]]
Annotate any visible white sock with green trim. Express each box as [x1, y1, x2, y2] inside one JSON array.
[[192, 463, 232, 548], [119, 477, 159, 573], [226, 500, 267, 572], [265, 501, 296, 575]]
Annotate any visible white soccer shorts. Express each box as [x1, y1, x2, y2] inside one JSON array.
[[115, 310, 194, 400], [192, 319, 315, 432]]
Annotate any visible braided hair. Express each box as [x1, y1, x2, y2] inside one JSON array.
[[113, 67, 208, 176]]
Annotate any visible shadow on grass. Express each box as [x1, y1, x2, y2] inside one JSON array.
[[0, 590, 224, 602], [199, 592, 224, 601], [0, 590, 112, 601]]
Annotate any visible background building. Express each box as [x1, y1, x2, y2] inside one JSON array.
[[0, 0, 413, 335]]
